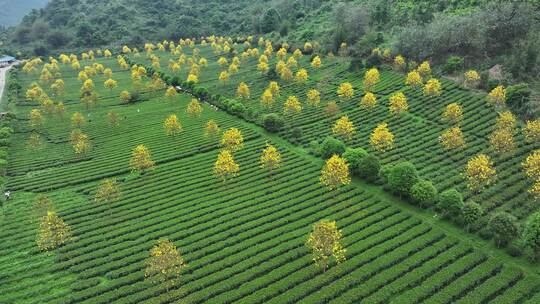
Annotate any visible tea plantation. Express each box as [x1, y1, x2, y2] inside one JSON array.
[[1, 39, 540, 303]]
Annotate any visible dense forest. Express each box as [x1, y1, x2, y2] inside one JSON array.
[[1, 0, 539, 81]]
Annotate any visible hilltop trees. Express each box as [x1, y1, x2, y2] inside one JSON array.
[[306, 220, 346, 271], [320, 155, 351, 190], [130, 145, 155, 174], [36, 211, 72, 251], [145, 239, 187, 291]]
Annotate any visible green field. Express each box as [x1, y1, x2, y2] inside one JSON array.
[[1, 43, 540, 303], [132, 45, 540, 225]]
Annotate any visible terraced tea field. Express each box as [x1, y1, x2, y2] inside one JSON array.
[[132, 44, 540, 225], [1, 45, 540, 303]]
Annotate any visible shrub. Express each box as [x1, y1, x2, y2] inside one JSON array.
[[410, 179, 438, 208], [506, 83, 532, 118], [342, 148, 368, 175], [365, 53, 382, 68], [0, 127, 13, 139], [522, 211, 540, 261], [262, 113, 285, 133], [358, 154, 380, 182], [320, 137, 345, 159], [387, 161, 418, 196], [488, 211, 519, 248], [291, 127, 302, 143], [378, 164, 393, 185], [462, 201, 484, 230], [443, 56, 464, 74], [227, 101, 246, 116], [437, 188, 463, 217], [308, 140, 321, 157]]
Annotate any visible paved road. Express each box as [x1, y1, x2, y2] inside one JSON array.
[[0, 66, 11, 105]]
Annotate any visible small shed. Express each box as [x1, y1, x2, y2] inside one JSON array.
[[0, 56, 16, 67]]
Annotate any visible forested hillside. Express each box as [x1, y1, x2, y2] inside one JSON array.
[[3, 0, 539, 84]]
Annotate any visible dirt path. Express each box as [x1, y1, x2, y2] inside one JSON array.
[[0, 66, 11, 105]]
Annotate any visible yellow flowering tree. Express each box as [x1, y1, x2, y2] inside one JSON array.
[[130, 145, 155, 174], [363, 68, 380, 92], [495, 111, 516, 131], [464, 70, 480, 88], [487, 85, 506, 107], [393, 55, 406, 72], [360, 92, 377, 111], [442, 103, 463, 125], [423, 78, 442, 97], [164, 114, 183, 137], [187, 73, 198, 83], [204, 119, 221, 142], [465, 154, 496, 192], [165, 87, 177, 101], [219, 71, 229, 84], [523, 150, 540, 198], [260, 89, 274, 108], [325, 101, 340, 117], [388, 92, 408, 116], [107, 111, 119, 127], [120, 90, 131, 104], [320, 155, 351, 190], [36, 211, 72, 251], [104, 78, 118, 91], [214, 149, 240, 182], [417, 61, 431, 77], [94, 178, 121, 211], [332, 116, 356, 141], [306, 220, 346, 271], [490, 128, 515, 154], [236, 82, 250, 100], [186, 98, 203, 118], [71, 112, 86, 128], [370, 123, 394, 152], [405, 70, 423, 89], [439, 127, 466, 150], [268, 81, 280, 97], [524, 120, 540, 142], [295, 69, 308, 83], [221, 128, 244, 152], [145, 239, 187, 291], [283, 96, 302, 116], [260, 142, 282, 177], [337, 82, 354, 100], [307, 89, 321, 107], [29, 109, 44, 129], [311, 56, 322, 68]]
